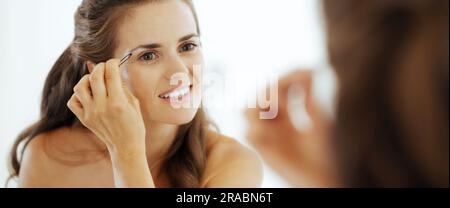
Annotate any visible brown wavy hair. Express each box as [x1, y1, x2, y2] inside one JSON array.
[[7, 0, 207, 188], [324, 0, 449, 187]]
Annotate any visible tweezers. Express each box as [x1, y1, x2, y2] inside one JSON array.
[[119, 53, 133, 67]]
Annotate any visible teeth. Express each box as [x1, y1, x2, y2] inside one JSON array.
[[160, 86, 190, 99]]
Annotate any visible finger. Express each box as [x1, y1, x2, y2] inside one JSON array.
[[104, 59, 125, 99], [282, 70, 329, 132], [122, 84, 137, 104], [280, 70, 313, 118], [279, 70, 313, 95], [89, 63, 107, 99], [287, 72, 324, 128], [67, 94, 84, 118], [73, 75, 93, 107], [304, 84, 328, 130]]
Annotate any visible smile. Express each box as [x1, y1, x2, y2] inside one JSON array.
[[158, 85, 193, 100]]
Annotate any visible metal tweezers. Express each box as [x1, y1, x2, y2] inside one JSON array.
[[119, 52, 133, 67]]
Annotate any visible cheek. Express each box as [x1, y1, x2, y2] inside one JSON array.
[[125, 68, 161, 102], [194, 52, 205, 67], [186, 53, 205, 85], [185, 51, 205, 71]]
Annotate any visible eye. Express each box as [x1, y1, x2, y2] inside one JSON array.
[[139, 52, 158, 61], [180, 43, 198, 52]]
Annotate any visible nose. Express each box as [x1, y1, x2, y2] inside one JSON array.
[[163, 54, 191, 81]]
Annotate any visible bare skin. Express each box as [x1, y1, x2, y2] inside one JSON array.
[[18, 128, 262, 188], [17, 0, 262, 188]]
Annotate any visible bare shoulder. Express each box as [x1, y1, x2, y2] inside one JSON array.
[[18, 127, 113, 188], [201, 131, 263, 188], [204, 131, 259, 163]]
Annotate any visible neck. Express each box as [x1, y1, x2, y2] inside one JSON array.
[[144, 121, 179, 170]]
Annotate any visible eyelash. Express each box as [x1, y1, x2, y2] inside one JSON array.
[[138, 51, 158, 62], [179, 42, 199, 53], [137, 42, 200, 63]]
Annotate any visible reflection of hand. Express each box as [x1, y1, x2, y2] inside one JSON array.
[[245, 70, 339, 187]]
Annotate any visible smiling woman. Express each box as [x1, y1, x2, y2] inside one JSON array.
[[7, 0, 262, 188]]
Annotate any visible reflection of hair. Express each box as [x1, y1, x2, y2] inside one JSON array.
[[8, 0, 207, 188], [324, 0, 449, 187]]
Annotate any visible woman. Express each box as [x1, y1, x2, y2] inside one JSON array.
[[246, 0, 448, 187], [8, 0, 262, 188]]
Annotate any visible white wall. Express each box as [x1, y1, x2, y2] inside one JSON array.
[[0, 0, 328, 188], [0, 0, 82, 187]]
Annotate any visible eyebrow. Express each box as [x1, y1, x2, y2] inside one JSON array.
[[128, 33, 199, 53]]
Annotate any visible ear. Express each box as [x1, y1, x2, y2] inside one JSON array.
[[86, 61, 95, 73]]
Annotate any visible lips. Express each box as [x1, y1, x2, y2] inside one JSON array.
[[158, 84, 193, 100]]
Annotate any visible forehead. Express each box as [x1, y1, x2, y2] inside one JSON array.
[[115, 0, 197, 53]]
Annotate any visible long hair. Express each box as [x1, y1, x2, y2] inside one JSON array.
[[323, 0, 449, 187], [8, 0, 207, 188]]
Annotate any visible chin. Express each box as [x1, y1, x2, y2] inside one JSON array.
[[144, 84, 202, 125], [154, 108, 199, 125]]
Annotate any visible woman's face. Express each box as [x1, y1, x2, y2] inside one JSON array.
[[113, 0, 203, 125]]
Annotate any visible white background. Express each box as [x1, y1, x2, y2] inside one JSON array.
[[0, 0, 328, 188]]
